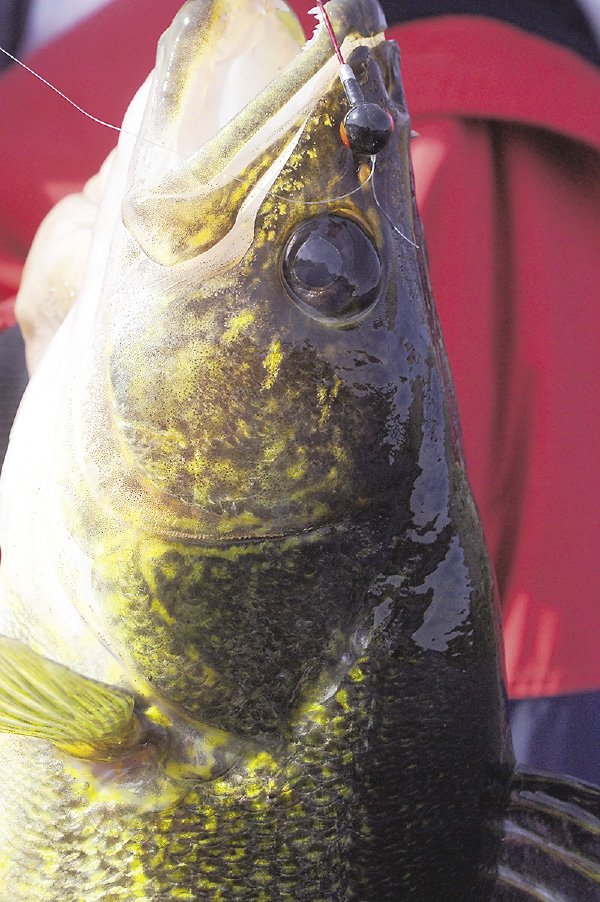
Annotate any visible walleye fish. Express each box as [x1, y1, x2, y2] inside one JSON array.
[[0, 1, 599, 899]]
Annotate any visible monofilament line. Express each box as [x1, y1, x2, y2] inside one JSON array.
[[314, 0, 345, 65], [0, 43, 376, 208], [0, 45, 123, 134], [0, 44, 181, 154]]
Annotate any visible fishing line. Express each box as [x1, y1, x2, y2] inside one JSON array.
[[369, 155, 419, 248], [308, 7, 417, 246], [314, 0, 345, 65], [0, 43, 378, 210], [0, 42, 413, 239], [314, 0, 393, 156], [0, 45, 125, 135], [0, 30, 411, 229]]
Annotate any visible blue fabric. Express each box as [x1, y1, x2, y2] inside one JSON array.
[[0, 326, 27, 471], [0, 0, 31, 71], [381, 2, 600, 68], [509, 692, 600, 787]]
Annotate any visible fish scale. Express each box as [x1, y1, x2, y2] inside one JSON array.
[[1, 1, 599, 899], [0, 648, 499, 900]]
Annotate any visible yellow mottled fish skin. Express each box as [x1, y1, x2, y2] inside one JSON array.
[[0, 1, 511, 899], [0, 669, 412, 901]]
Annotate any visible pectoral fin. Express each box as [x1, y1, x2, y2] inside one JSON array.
[[0, 637, 139, 760], [494, 768, 600, 900]]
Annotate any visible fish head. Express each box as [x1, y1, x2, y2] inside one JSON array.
[[103, 0, 416, 543], [59, 0, 462, 738]]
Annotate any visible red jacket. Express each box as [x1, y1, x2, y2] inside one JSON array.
[[393, 17, 600, 698], [1, 2, 599, 698]]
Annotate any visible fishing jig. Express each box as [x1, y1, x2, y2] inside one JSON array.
[[315, 0, 394, 155]]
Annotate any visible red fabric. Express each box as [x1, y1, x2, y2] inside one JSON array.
[[0, 7, 599, 698], [387, 17, 600, 697]]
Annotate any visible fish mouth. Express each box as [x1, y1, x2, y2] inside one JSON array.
[[121, 0, 388, 267]]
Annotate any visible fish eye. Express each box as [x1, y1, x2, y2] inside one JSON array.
[[281, 214, 382, 323]]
